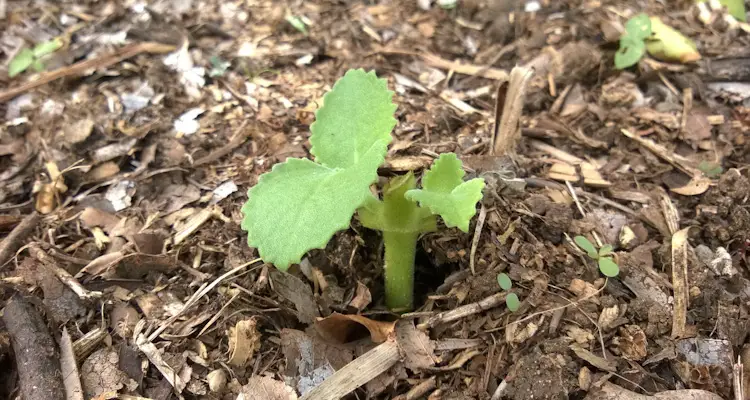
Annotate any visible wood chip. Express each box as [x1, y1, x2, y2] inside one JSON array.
[[671, 227, 691, 339], [299, 339, 401, 400], [570, 344, 617, 372]]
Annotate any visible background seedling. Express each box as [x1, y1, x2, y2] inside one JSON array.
[[497, 273, 519, 312], [241, 69, 484, 312], [574, 236, 620, 277], [8, 38, 63, 78], [615, 13, 700, 69]]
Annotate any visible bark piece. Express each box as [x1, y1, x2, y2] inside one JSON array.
[[2, 295, 65, 400]]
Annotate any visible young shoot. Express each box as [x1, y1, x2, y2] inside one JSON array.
[[241, 69, 484, 312], [574, 235, 619, 277], [497, 273, 519, 312]]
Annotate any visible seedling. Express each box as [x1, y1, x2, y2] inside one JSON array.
[[698, 160, 723, 178], [615, 13, 700, 69], [615, 14, 652, 69], [574, 236, 619, 277], [497, 273, 520, 312], [8, 38, 63, 78], [241, 69, 484, 312]]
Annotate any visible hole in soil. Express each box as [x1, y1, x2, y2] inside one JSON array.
[[413, 247, 458, 307]]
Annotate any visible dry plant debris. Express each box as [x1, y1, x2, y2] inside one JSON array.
[[1, 0, 750, 399]]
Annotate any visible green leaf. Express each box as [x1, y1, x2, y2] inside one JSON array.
[[310, 69, 397, 169], [646, 17, 700, 63], [574, 235, 598, 259], [624, 13, 652, 40], [32, 38, 62, 58], [698, 160, 723, 178], [599, 244, 613, 257], [241, 140, 387, 269], [598, 257, 620, 277], [505, 293, 520, 312], [31, 59, 45, 72], [209, 55, 230, 78], [497, 273, 512, 291], [405, 154, 484, 233], [358, 173, 436, 234], [421, 153, 465, 193], [285, 15, 308, 34], [8, 48, 34, 78], [696, 0, 746, 22], [615, 37, 646, 69]]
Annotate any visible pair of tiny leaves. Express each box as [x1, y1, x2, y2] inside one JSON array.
[[496, 273, 519, 312], [9, 38, 63, 78], [574, 236, 619, 278], [241, 69, 484, 270], [615, 13, 652, 69]]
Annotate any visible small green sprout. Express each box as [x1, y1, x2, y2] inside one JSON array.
[[241, 69, 484, 312], [8, 38, 63, 78], [574, 236, 619, 277], [208, 56, 230, 78], [285, 15, 309, 34], [615, 13, 652, 69], [497, 273, 519, 312], [698, 160, 723, 178], [615, 13, 700, 69]]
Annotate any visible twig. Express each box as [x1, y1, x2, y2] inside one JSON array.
[[147, 258, 262, 341], [671, 228, 691, 339], [299, 339, 401, 400], [3, 295, 65, 400], [376, 48, 509, 81], [135, 321, 186, 394], [29, 243, 102, 300], [499, 279, 608, 328], [735, 356, 744, 400], [193, 121, 251, 166], [490, 379, 508, 400], [492, 66, 533, 156], [0, 211, 39, 268], [469, 204, 487, 275], [0, 42, 176, 103], [418, 292, 506, 330], [60, 327, 85, 400]]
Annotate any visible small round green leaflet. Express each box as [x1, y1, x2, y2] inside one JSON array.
[[598, 244, 613, 257], [505, 293, 520, 312], [8, 48, 34, 78], [497, 273, 512, 291], [615, 37, 646, 69], [598, 257, 620, 277], [574, 235, 598, 259], [624, 13, 652, 41]]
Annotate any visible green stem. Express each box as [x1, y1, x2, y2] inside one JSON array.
[[383, 231, 419, 312]]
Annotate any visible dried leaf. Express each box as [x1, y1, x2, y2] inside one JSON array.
[[314, 313, 396, 344], [269, 268, 320, 324], [395, 320, 436, 371], [240, 376, 298, 400], [670, 176, 711, 196], [227, 319, 261, 367]]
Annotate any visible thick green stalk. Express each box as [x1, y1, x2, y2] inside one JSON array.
[[383, 230, 419, 312]]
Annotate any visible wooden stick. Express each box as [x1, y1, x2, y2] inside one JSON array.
[[299, 339, 401, 400], [0, 211, 39, 268], [3, 295, 65, 400], [0, 42, 175, 103]]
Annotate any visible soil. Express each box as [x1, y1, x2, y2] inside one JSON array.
[[2, 0, 750, 399]]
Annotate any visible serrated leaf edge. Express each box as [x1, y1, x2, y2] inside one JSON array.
[[241, 143, 385, 268], [405, 178, 485, 232], [422, 152, 465, 193], [309, 69, 397, 168]]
